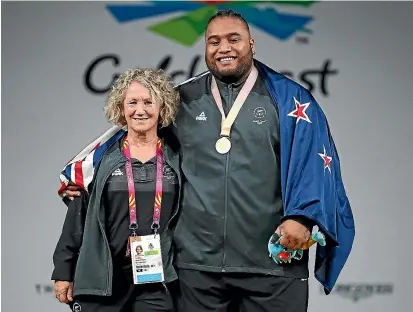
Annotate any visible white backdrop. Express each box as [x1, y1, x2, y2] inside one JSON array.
[[2, 1, 413, 311]]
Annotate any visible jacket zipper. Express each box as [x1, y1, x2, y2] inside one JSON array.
[[222, 84, 232, 272], [97, 159, 125, 296], [163, 153, 182, 230]]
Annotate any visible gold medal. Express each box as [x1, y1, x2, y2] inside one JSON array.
[[215, 137, 231, 154]]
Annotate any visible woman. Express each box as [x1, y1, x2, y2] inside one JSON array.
[[135, 245, 144, 258], [51, 68, 181, 312]]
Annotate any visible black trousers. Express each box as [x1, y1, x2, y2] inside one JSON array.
[[68, 267, 178, 312], [176, 269, 309, 312]]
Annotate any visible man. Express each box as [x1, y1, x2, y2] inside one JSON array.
[[59, 10, 355, 312]]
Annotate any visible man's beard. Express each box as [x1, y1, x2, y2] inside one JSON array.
[[206, 50, 254, 84]]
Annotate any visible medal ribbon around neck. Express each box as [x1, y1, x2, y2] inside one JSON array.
[[211, 66, 258, 154]]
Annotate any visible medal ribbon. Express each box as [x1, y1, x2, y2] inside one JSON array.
[[122, 136, 164, 256], [211, 66, 258, 138]]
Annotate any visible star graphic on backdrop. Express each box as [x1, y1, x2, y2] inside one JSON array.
[[287, 96, 312, 123]]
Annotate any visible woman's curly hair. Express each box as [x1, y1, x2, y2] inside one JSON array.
[[104, 68, 179, 128]]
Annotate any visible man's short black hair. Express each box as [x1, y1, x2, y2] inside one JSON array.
[[206, 9, 250, 32]]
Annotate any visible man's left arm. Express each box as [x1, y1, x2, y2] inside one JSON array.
[[277, 85, 355, 292]]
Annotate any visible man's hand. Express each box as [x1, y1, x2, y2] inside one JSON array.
[[275, 219, 311, 250], [54, 281, 73, 303], [63, 183, 81, 199]]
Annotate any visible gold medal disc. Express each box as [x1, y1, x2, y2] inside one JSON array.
[[215, 137, 231, 154]]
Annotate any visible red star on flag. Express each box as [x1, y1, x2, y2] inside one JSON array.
[[287, 97, 312, 123], [318, 145, 332, 173]]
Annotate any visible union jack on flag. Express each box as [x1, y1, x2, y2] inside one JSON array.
[[58, 126, 125, 195]]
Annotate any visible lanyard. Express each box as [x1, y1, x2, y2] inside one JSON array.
[[211, 66, 258, 138], [122, 137, 164, 237]]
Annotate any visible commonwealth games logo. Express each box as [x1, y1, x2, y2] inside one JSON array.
[[106, 1, 316, 46]]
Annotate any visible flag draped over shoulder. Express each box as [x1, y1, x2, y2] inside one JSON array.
[[58, 60, 355, 293], [256, 60, 355, 294], [58, 127, 125, 195]]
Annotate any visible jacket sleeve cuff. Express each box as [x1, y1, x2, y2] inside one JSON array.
[[282, 215, 315, 231], [51, 261, 75, 282]]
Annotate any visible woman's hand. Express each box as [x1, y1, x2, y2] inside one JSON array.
[[54, 281, 73, 303]]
